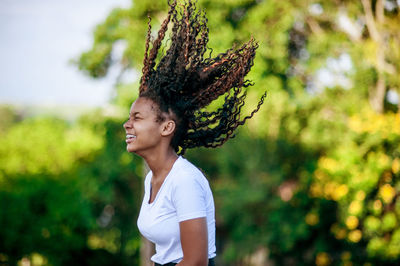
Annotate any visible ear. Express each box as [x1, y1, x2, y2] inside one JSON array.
[[160, 119, 176, 137]]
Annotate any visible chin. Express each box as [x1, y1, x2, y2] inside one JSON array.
[[127, 147, 137, 154], [126, 144, 136, 153], [126, 145, 143, 157]]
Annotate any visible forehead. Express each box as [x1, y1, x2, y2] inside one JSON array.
[[130, 97, 158, 115]]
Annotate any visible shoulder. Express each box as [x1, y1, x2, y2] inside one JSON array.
[[172, 156, 207, 182], [169, 157, 211, 219], [168, 157, 210, 193]]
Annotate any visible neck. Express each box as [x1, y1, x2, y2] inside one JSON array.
[[142, 147, 178, 182]]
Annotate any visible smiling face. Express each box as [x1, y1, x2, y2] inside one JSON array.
[[123, 97, 166, 156]]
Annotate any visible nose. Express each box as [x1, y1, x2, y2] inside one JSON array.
[[123, 119, 132, 130]]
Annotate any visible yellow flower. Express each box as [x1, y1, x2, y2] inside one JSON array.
[[373, 199, 382, 210], [349, 201, 362, 215], [348, 116, 363, 133], [356, 191, 366, 201], [335, 228, 347, 240], [348, 229, 362, 243], [348, 110, 400, 136], [332, 184, 348, 201], [378, 154, 390, 168], [346, 216, 359, 230], [380, 184, 396, 204], [31, 253, 47, 266], [316, 252, 331, 266], [319, 157, 338, 172], [392, 158, 400, 174], [324, 182, 337, 199]]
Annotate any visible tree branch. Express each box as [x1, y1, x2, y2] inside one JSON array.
[[361, 0, 381, 42], [376, 0, 384, 24]]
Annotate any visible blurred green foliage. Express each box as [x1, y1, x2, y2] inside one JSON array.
[[0, 111, 143, 265], [1, 0, 400, 265]]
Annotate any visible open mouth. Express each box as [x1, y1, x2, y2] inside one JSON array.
[[126, 134, 136, 143]]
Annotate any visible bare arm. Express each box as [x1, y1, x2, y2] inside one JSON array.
[[141, 236, 155, 266], [177, 217, 208, 266]]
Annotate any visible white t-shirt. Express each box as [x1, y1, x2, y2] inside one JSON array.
[[137, 156, 216, 264]]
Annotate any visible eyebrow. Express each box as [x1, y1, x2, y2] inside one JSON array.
[[129, 111, 141, 116]]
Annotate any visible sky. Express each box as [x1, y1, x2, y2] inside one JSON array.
[[1, 0, 398, 109], [0, 0, 131, 107]]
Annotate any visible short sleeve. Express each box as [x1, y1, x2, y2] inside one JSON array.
[[172, 174, 207, 222]]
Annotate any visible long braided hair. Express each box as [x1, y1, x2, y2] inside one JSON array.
[[139, 0, 267, 155]]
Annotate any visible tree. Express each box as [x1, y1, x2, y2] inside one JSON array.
[[77, 0, 400, 265], [0, 113, 144, 265]]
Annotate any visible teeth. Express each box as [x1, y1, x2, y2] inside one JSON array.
[[126, 134, 136, 139]]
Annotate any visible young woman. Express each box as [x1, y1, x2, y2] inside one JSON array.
[[123, 1, 266, 265]]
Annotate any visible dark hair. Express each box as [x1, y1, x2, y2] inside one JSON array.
[[139, 0, 266, 155]]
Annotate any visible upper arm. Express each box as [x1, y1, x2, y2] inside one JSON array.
[[172, 174, 207, 222], [171, 171, 210, 265], [178, 217, 208, 266]]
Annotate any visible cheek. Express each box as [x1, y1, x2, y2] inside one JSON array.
[[137, 122, 161, 136]]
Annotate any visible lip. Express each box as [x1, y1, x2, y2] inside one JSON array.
[[126, 138, 135, 144], [125, 133, 136, 144]]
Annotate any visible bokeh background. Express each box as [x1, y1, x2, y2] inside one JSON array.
[[1, 0, 400, 265]]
